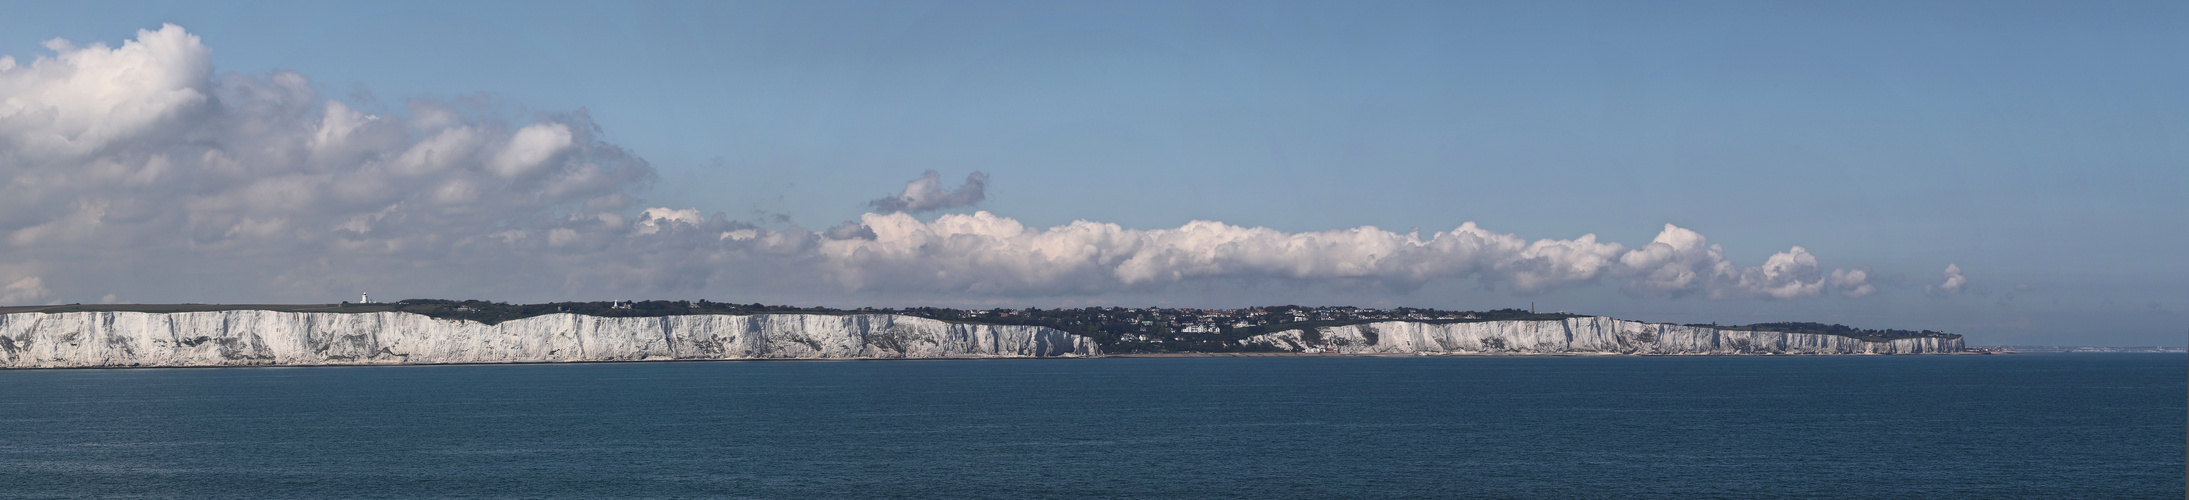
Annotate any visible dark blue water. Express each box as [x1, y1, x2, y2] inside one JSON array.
[[0, 354, 2179, 499]]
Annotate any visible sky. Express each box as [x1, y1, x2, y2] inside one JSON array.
[[0, 1, 2180, 346]]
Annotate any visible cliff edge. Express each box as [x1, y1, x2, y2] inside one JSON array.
[[0, 311, 1101, 368]]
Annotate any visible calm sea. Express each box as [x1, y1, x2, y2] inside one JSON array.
[[0, 354, 2179, 499]]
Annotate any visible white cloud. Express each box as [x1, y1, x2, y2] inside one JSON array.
[[806, 213, 1873, 299], [1722, 247, 1829, 300], [1617, 224, 1718, 296], [636, 207, 706, 235], [0, 25, 651, 299], [1614, 224, 1872, 300], [0, 25, 1889, 306], [0, 25, 211, 161], [390, 126, 482, 176], [1, 276, 49, 305], [489, 123, 573, 178], [1929, 263, 1968, 295]]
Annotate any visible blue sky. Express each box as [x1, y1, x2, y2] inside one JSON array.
[[0, 1, 2180, 345]]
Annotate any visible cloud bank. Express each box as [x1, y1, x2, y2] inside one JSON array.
[[808, 214, 1874, 299], [0, 25, 1878, 305]]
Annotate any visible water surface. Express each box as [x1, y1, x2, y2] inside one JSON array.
[[0, 354, 2179, 498]]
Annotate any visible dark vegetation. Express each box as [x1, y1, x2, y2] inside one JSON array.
[[0, 301, 1954, 353]]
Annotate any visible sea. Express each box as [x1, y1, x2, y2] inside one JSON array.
[[0, 354, 2180, 499]]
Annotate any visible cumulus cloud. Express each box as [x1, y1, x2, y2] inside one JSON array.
[[0, 26, 211, 161], [0, 25, 650, 302], [1929, 264, 1968, 295], [1614, 225, 1873, 299], [0, 25, 1885, 305], [868, 170, 986, 213]]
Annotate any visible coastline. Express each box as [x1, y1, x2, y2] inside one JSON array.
[[0, 309, 1964, 369]]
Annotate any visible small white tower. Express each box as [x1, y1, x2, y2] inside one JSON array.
[[361, 292, 370, 304]]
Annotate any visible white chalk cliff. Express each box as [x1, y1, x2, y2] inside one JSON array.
[[0, 311, 1100, 368], [1237, 317, 1961, 355], [0, 311, 1964, 368]]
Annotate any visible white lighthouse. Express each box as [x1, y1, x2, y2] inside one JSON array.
[[360, 293, 370, 304]]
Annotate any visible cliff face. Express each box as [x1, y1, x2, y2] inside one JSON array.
[[1238, 317, 1962, 355], [0, 311, 1962, 368], [0, 311, 1101, 368]]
